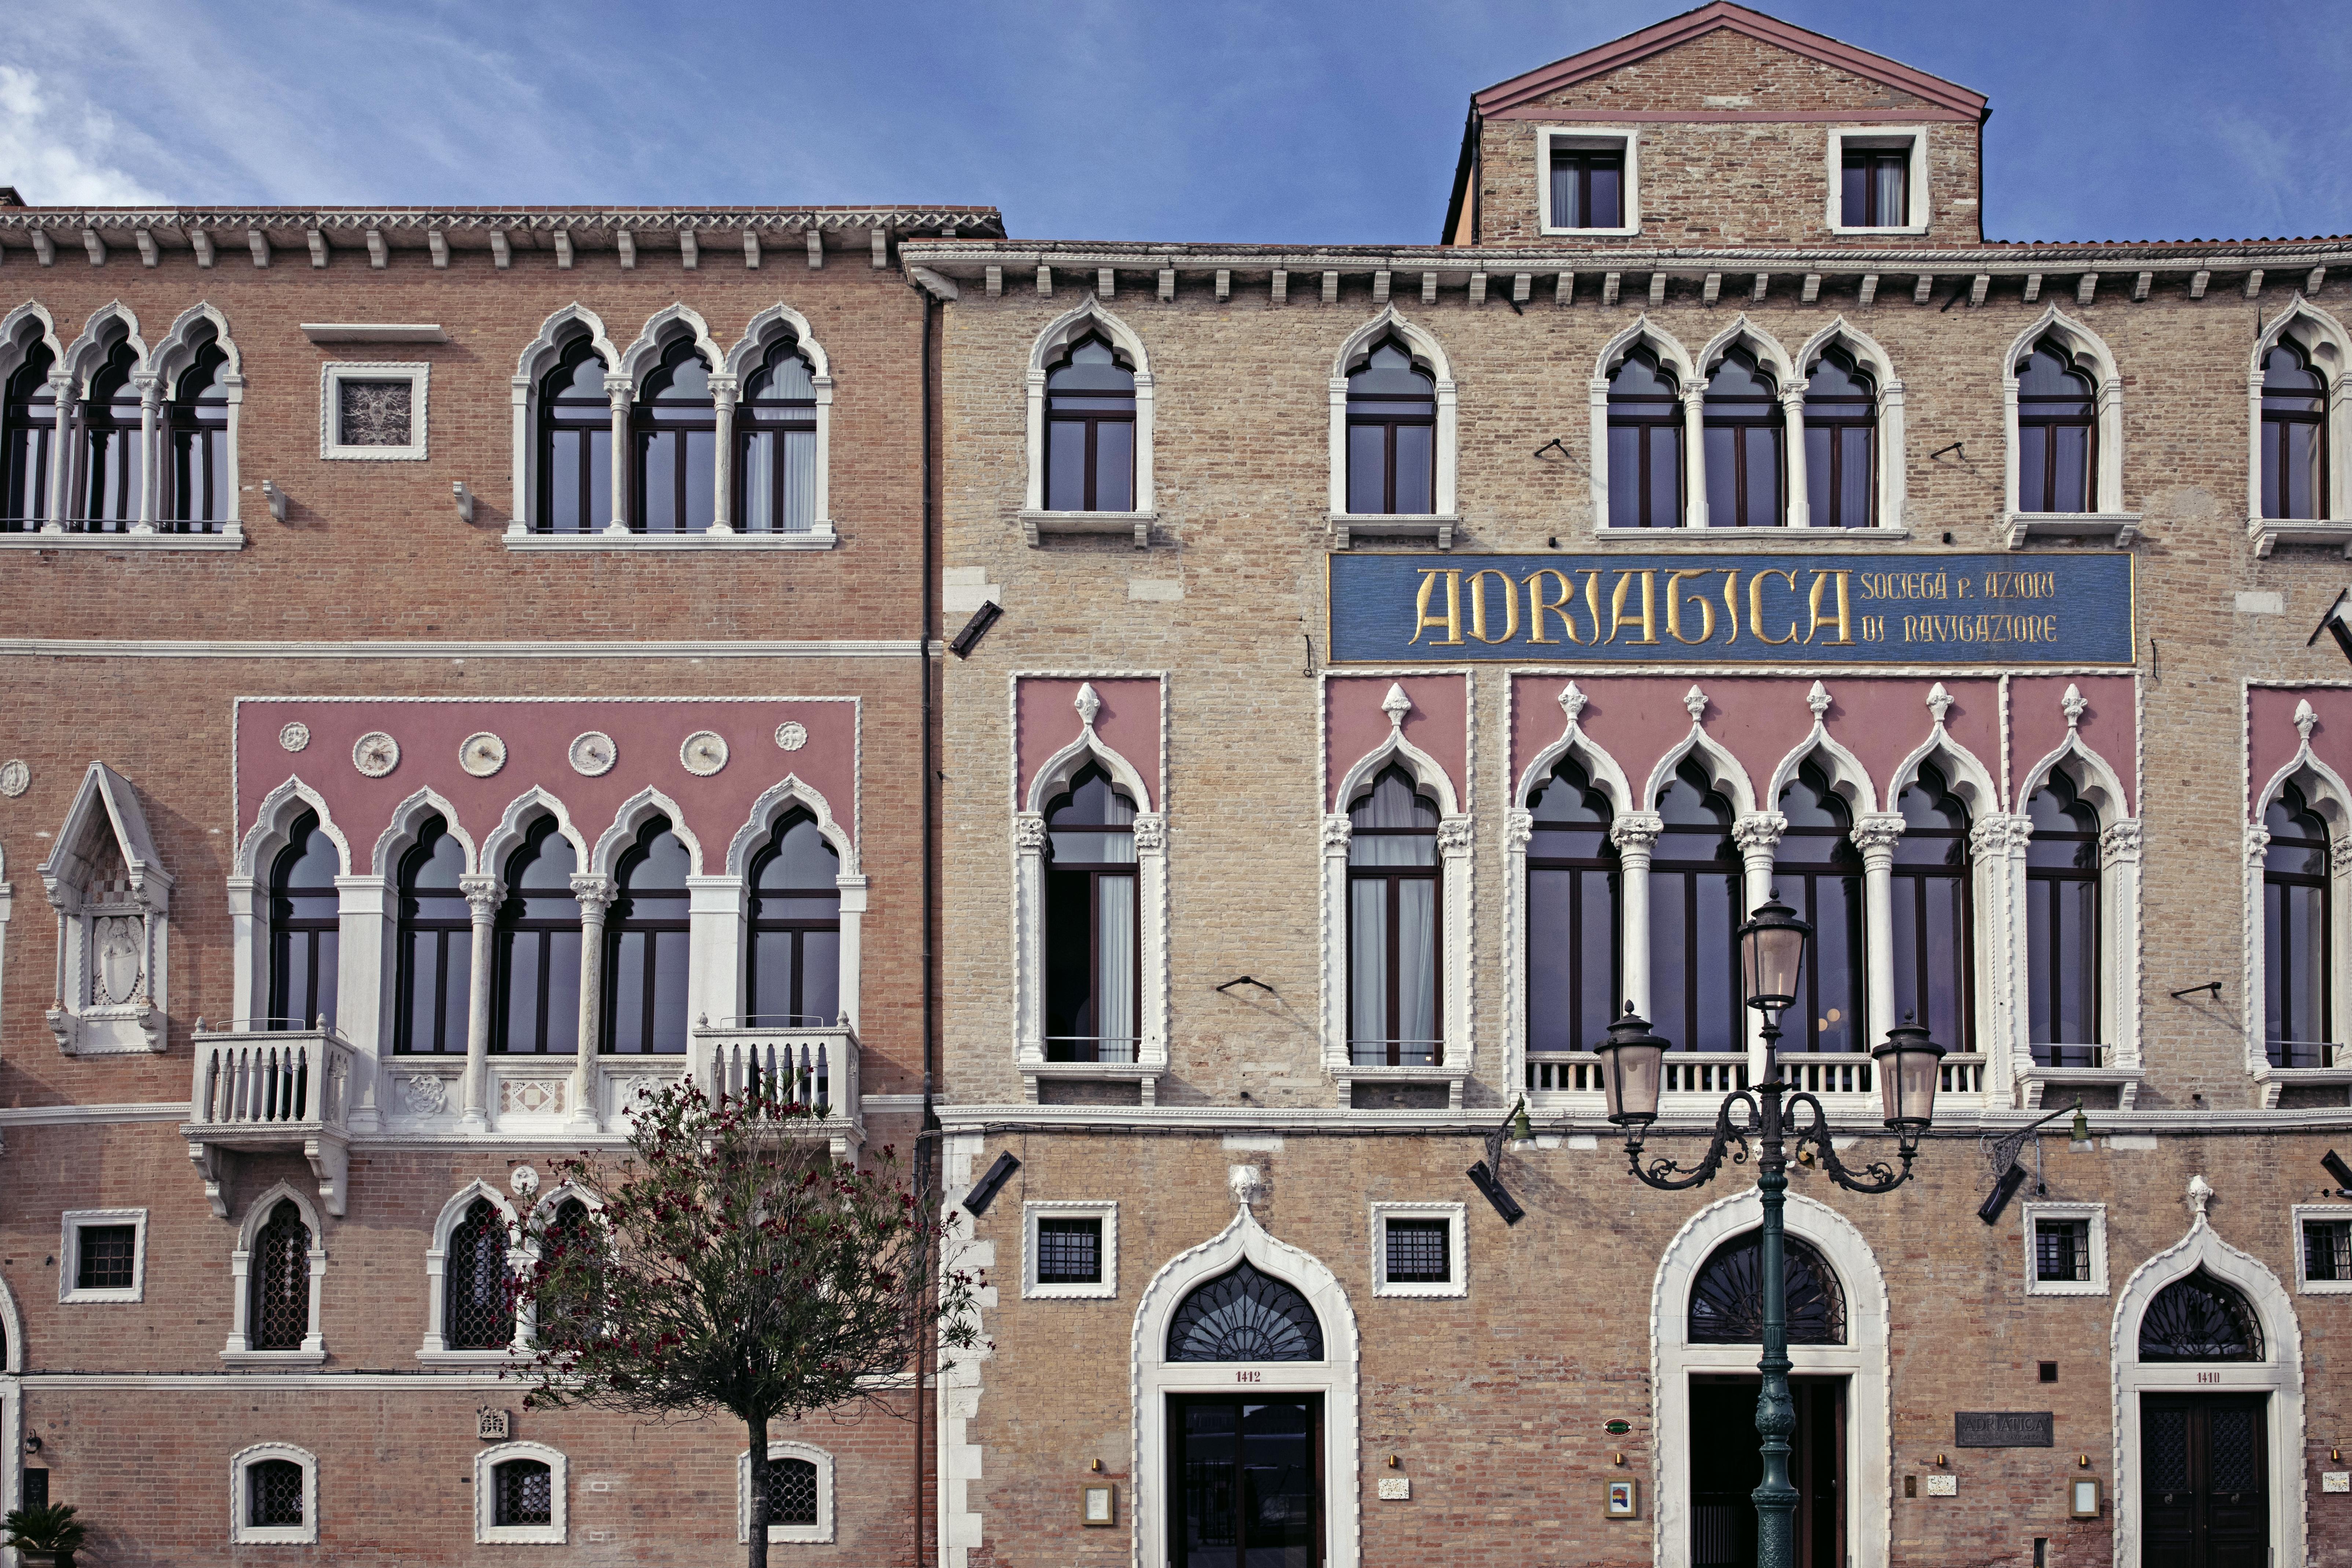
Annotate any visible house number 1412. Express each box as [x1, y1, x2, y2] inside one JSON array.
[[1235, 1371, 1262, 1383]]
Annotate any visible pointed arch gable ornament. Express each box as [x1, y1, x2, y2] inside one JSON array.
[[1131, 1204, 1361, 1568], [2001, 303, 2135, 546], [1025, 294, 1156, 522], [41, 763, 172, 1055], [1329, 305, 1457, 525]]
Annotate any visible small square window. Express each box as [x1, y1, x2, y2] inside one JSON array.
[[1384, 1219, 1450, 1283], [1371, 1201, 1467, 1299], [2293, 1205, 2352, 1294], [231, 1444, 318, 1545], [2035, 1220, 2090, 1282], [59, 1208, 147, 1303], [319, 362, 429, 460], [496, 1460, 554, 1527], [1538, 129, 1639, 236], [2020, 1202, 2106, 1296], [250, 1459, 305, 1527], [77, 1226, 136, 1290], [1827, 129, 1928, 234], [474, 1442, 566, 1543], [1036, 1218, 1102, 1285], [1023, 1201, 1118, 1299]]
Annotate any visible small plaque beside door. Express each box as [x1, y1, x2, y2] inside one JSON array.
[[2070, 1478, 2101, 1517], [1080, 1484, 1116, 1526], [1604, 1480, 1638, 1518]]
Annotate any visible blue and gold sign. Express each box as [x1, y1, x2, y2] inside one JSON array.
[[1328, 552, 2133, 666]]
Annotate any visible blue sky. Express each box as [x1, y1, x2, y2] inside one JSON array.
[[6, 1, 2348, 246]]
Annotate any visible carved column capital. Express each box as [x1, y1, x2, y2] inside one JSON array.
[[1611, 811, 1665, 855], [2331, 837, 2352, 878], [1504, 809, 1534, 852], [1970, 814, 2031, 858], [1850, 812, 1906, 866], [1013, 814, 1047, 851], [2248, 822, 2274, 867], [459, 875, 502, 918], [1131, 814, 1167, 853], [1321, 814, 1353, 851], [1732, 811, 1788, 855], [569, 874, 616, 919], [2099, 819, 2142, 864], [1437, 816, 1474, 855]]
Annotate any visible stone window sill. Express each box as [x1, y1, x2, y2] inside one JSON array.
[[1328, 513, 1459, 551], [1588, 524, 1913, 547], [1334, 1060, 1470, 1112], [0, 525, 245, 551], [2248, 515, 2352, 559], [2018, 1061, 2144, 1110], [2003, 511, 2140, 549], [417, 1349, 524, 1369], [221, 1348, 327, 1367], [502, 523, 838, 552], [1021, 509, 1156, 549], [1019, 1059, 1161, 1106]]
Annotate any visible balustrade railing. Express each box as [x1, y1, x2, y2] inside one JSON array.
[[2268, 1040, 2340, 1069], [689, 1023, 859, 1122], [189, 1026, 357, 1131], [1526, 1052, 1604, 1093], [1663, 1052, 1749, 1095], [1776, 1053, 1874, 1096]]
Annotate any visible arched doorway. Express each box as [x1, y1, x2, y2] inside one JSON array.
[[1134, 1205, 1359, 1568]]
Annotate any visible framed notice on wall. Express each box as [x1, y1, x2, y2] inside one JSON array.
[[1605, 1479, 1639, 1518]]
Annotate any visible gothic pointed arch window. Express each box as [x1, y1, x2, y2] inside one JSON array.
[[1608, 346, 1683, 528], [536, 334, 612, 534], [1045, 334, 1136, 513], [2017, 338, 2098, 513], [2138, 1270, 2263, 1362], [444, 1196, 516, 1351], [2261, 339, 2329, 521], [395, 815, 471, 1054], [1703, 346, 1783, 527], [495, 818, 581, 1055], [748, 811, 840, 1027], [1346, 338, 1435, 515], [1045, 763, 1138, 1063], [248, 1199, 313, 1352], [603, 816, 690, 1055], [1166, 1261, 1325, 1362], [1891, 762, 1973, 1051], [1651, 760, 1743, 1052], [1526, 755, 1619, 1053], [634, 336, 715, 533], [78, 337, 143, 530], [1776, 764, 1864, 1054], [1804, 346, 1876, 529], [1348, 764, 1441, 1065], [2025, 771, 2101, 1063], [2264, 780, 2333, 1065], [737, 335, 818, 533], [162, 327, 230, 530], [1687, 1230, 1847, 1345], [3, 337, 56, 529], [268, 811, 340, 1031]]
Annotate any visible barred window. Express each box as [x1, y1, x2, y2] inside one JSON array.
[[444, 1197, 515, 1351], [2306, 1219, 2352, 1283], [767, 1457, 819, 1527], [494, 1459, 553, 1527], [2036, 1219, 2091, 1282], [1384, 1219, 1450, 1284], [250, 1200, 312, 1350], [76, 1224, 136, 1290], [249, 1459, 304, 1527], [1035, 1218, 1102, 1285]]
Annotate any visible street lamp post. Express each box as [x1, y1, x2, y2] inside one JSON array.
[[1591, 893, 1944, 1568]]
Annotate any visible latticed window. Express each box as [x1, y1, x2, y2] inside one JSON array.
[[250, 1200, 312, 1350], [445, 1198, 515, 1351], [248, 1459, 304, 1527], [1036, 1217, 1102, 1285], [2304, 1219, 2352, 1282], [1384, 1219, 1450, 1284], [493, 1459, 553, 1527], [76, 1224, 136, 1290], [2035, 1219, 2090, 1283], [767, 1457, 819, 1527], [2138, 1270, 2263, 1362], [1166, 1261, 1324, 1362], [1687, 1231, 1846, 1345]]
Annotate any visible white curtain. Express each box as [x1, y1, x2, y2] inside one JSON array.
[[1097, 871, 1136, 1060], [784, 429, 816, 533], [742, 432, 774, 532], [1350, 881, 1388, 1054], [1397, 878, 1437, 1058]]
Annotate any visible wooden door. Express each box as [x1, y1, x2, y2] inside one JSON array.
[[2142, 1395, 2267, 1568]]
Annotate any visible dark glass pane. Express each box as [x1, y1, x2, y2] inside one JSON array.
[[1691, 871, 1738, 1050], [1392, 422, 1432, 513], [1650, 871, 1692, 1048], [641, 433, 678, 531], [1874, 157, 1906, 224], [797, 929, 840, 1025], [756, 814, 841, 891], [1095, 419, 1134, 511], [1047, 336, 1134, 393], [586, 428, 611, 529], [494, 1460, 553, 1526], [1611, 350, 1676, 398], [1746, 424, 1782, 525], [2018, 344, 2093, 398], [1348, 340, 1431, 396], [1347, 422, 1386, 514], [682, 427, 714, 532], [1036, 1216, 1103, 1283], [2018, 426, 2050, 513], [1704, 426, 1738, 525], [1166, 1261, 1324, 1361], [549, 432, 583, 529], [1837, 431, 1872, 528], [249, 1459, 305, 1526], [1648, 422, 1682, 528], [1608, 426, 1643, 527], [1841, 161, 1868, 226], [1047, 418, 1087, 511], [2050, 425, 2090, 512], [1707, 350, 1775, 400], [1587, 161, 1621, 228], [1688, 1231, 1846, 1344]]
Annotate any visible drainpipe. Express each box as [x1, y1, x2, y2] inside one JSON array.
[[914, 268, 943, 1568]]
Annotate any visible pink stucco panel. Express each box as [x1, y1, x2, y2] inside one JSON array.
[[1326, 675, 1468, 811], [235, 697, 858, 873], [2009, 675, 2136, 815], [1015, 678, 1163, 811], [2249, 686, 2352, 819]]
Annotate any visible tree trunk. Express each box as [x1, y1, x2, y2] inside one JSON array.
[[746, 1417, 770, 1568]]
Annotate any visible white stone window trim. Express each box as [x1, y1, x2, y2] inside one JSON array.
[[223, 1182, 329, 1362], [419, 1180, 527, 1364], [2246, 295, 2352, 557], [1824, 126, 1932, 236], [1795, 317, 1908, 533], [230, 1441, 319, 1545], [1999, 304, 2138, 549], [38, 762, 173, 1056], [1535, 126, 1641, 237], [475, 1439, 568, 1545], [1011, 673, 1170, 1099], [737, 1440, 836, 1543], [2242, 712, 2352, 1101], [1023, 293, 1154, 522], [1329, 307, 1457, 532], [2290, 1202, 2352, 1295], [1589, 315, 1697, 532], [59, 1207, 147, 1304], [229, 774, 353, 1040], [318, 360, 429, 460], [1369, 1200, 1466, 1300], [1022, 1199, 1118, 1300], [2021, 1200, 2109, 1296]]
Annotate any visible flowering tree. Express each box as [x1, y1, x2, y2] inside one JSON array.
[[515, 1080, 980, 1568]]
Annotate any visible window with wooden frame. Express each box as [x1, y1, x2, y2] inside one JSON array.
[[603, 816, 690, 1055], [494, 818, 581, 1056], [535, 335, 612, 534], [267, 811, 340, 1032], [76, 337, 142, 530], [747, 810, 841, 1028], [735, 335, 818, 532], [1524, 756, 1620, 1054], [1648, 761, 1744, 1054], [1607, 347, 1683, 528], [1, 337, 55, 530], [394, 815, 472, 1054], [1347, 764, 1442, 1066], [1889, 762, 1973, 1053], [2263, 780, 2334, 1066], [1803, 346, 1876, 529], [1775, 765, 1864, 1054], [1044, 764, 1139, 1063], [2261, 339, 2329, 521], [632, 336, 716, 533], [1044, 334, 1136, 513], [1839, 144, 1910, 229], [2025, 772, 2101, 1064], [1550, 143, 1623, 230], [2016, 337, 2098, 513], [161, 328, 230, 529], [1703, 347, 1784, 528], [1345, 339, 1435, 515]]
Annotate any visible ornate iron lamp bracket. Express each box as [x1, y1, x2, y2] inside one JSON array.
[[1627, 1090, 1760, 1190]]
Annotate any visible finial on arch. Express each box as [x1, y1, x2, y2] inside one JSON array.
[[2061, 683, 2087, 730], [1559, 681, 1588, 725], [1382, 682, 1413, 729], [1684, 685, 1709, 724], [2296, 698, 2319, 744], [1075, 682, 1102, 730], [1806, 680, 1831, 718], [2187, 1172, 2215, 1223], [1926, 682, 1954, 725]]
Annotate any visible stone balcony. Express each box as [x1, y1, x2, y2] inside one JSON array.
[[181, 1024, 359, 1218], [691, 1022, 865, 1161]]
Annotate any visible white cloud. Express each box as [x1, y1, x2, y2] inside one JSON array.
[[0, 65, 168, 205]]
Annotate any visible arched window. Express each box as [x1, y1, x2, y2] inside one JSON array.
[[1687, 1230, 1846, 1344], [2261, 339, 2328, 521], [1776, 765, 1863, 1054], [78, 338, 142, 530], [1346, 339, 1435, 515], [536, 336, 611, 534], [2138, 1270, 2263, 1362], [2017, 338, 2097, 513], [1804, 346, 1876, 529], [633, 337, 715, 533], [395, 816, 471, 1054], [1890, 763, 1972, 1051], [248, 1199, 312, 1352], [3, 339, 56, 529], [268, 811, 340, 1031], [748, 811, 840, 1027], [2026, 772, 2101, 1063], [736, 336, 817, 533], [1607, 347, 1682, 528], [2264, 781, 2333, 1065], [1702, 347, 1783, 528], [1526, 756, 1619, 1053], [247, 1458, 305, 1528], [493, 1458, 554, 1526], [161, 329, 230, 530], [1045, 764, 1138, 1063], [1348, 764, 1441, 1066], [1651, 761, 1743, 1052], [495, 818, 581, 1055], [1045, 334, 1135, 513], [1166, 1261, 1324, 1361], [444, 1196, 515, 1351], [603, 816, 689, 1055]]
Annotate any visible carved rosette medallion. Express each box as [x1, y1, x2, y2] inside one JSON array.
[[0, 759, 28, 797], [278, 722, 311, 753], [774, 721, 808, 752]]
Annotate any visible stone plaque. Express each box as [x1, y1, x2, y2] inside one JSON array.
[[477, 1406, 510, 1441], [1955, 1411, 2054, 1447], [338, 380, 413, 447]]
